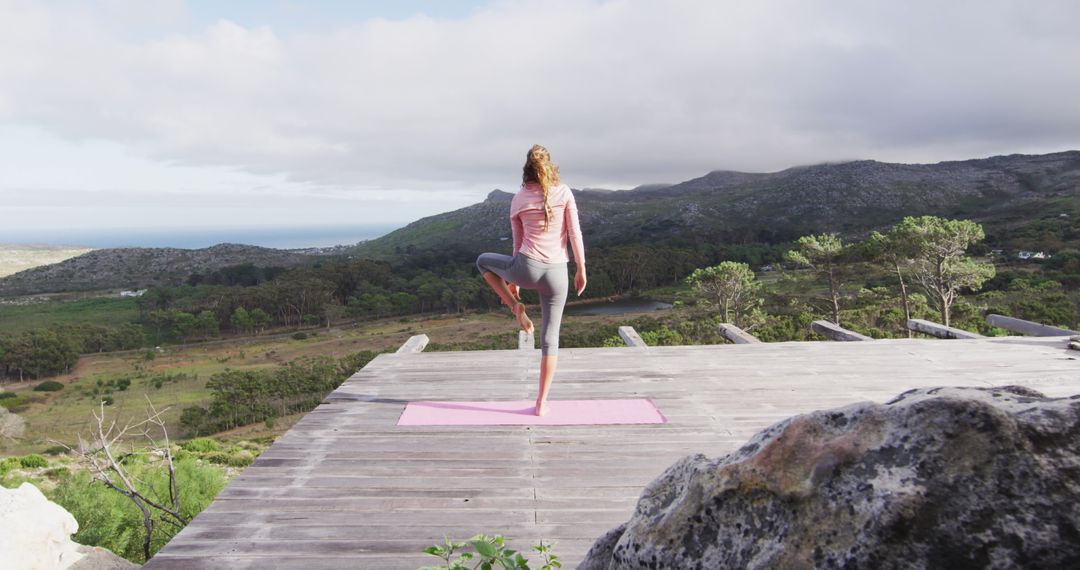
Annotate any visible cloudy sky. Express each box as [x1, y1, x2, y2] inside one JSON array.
[[1, 0, 1078, 246]]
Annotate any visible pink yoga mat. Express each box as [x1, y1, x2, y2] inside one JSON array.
[[396, 399, 667, 426]]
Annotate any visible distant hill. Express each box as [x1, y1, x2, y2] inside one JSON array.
[[348, 151, 1080, 258], [0, 243, 318, 296], [6, 151, 1077, 297]]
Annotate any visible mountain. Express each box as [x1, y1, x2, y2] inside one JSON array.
[[349, 151, 1080, 258], [0, 243, 319, 296]]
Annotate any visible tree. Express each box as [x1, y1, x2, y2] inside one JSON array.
[[229, 307, 253, 334], [865, 228, 919, 336], [195, 311, 219, 339], [785, 234, 848, 325], [685, 262, 762, 328], [3, 330, 79, 380], [249, 308, 271, 334], [56, 399, 188, 562], [898, 216, 995, 327]]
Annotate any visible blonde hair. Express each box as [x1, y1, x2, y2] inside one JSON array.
[[522, 144, 560, 231]]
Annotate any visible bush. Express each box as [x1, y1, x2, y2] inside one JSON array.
[[102, 395, 114, 406], [44, 467, 70, 479], [20, 454, 49, 469], [0, 391, 15, 399], [182, 438, 222, 453], [33, 380, 65, 392], [43, 445, 68, 456], [49, 457, 226, 563], [0, 395, 29, 411], [0, 456, 22, 474], [291, 332, 308, 340], [116, 378, 131, 391], [202, 451, 230, 465], [227, 450, 255, 467]]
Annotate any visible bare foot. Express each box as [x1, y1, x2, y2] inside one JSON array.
[[512, 302, 534, 334], [534, 399, 548, 416]]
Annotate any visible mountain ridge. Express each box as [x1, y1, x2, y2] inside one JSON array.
[[3, 150, 1077, 296], [350, 150, 1080, 257]]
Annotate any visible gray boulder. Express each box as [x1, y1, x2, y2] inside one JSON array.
[[579, 386, 1080, 569]]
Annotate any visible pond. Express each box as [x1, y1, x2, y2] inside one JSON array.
[[564, 297, 674, 316]]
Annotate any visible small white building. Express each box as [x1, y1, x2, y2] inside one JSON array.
[[1017, 251, 1048, 260], [119, 289, 147, 297]]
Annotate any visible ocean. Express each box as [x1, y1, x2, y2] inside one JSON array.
[[0, 224, 401, 250]]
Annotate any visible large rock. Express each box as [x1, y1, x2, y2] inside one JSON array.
[[579, 386, 1080, 569], [0, 482, 138, 570]]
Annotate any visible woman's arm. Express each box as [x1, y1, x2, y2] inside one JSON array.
[[565, 190, 587, 295], [511, 212, 523, 255]]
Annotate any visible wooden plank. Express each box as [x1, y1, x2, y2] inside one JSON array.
[[717, 323, 761, 344], [395, 334, 429, 354], [146, 337, 1080, 569], [986, 314, 1077, 337], [618, 326, 647, 347], [906, 318, 985, 339], [518, 330, 535, 350], [812, 320, 873, 341]]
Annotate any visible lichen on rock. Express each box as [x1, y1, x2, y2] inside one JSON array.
[[579, 386, 1080, 569]]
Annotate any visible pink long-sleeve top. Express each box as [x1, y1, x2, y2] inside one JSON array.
[[511, 182, 586, 268]]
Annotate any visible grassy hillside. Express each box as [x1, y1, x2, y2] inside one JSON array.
[[0, 296, 139, 335], [0, 306, 644, 455]]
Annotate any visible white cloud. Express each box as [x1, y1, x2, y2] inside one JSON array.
[[0, 0, 1078, 236]]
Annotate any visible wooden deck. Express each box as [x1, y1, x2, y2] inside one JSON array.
[[145, 336, 1080, 569]]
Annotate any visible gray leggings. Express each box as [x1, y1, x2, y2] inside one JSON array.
[[476, 253, 568, 356]]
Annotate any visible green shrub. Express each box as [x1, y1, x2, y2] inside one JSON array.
[[291, 332, 308, 340], [20, 454, 49, 469], [203, 451, 230, 465], [227, 450, 255, 467], [0, 395, 29, 411], [43, 445, 69, 456], [49, 456, 226, 563], [182, 438, 222, 453], [116, 378, 131, 391], [33, 380, 65, 392], [44, 467, 70, 479], [0, 456, 21, 474], [102, 395, 114, 406], [0, 391, 15, 399]]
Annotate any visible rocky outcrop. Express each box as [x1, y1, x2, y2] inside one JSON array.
[[579, 386, 1080, 569], [0, 482, 138, 570]]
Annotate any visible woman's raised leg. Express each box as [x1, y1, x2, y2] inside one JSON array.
[[482, 271, 533, 333], [476, 253, 533, 334]]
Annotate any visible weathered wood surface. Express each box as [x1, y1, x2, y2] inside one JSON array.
[[812, 320, 874, 342], [518, 330, 535, 350], [617, 326, 647, 347], [986, 314, 1078, 337], [395, 334, 429, 354], [717, 323, 762, 344], [907, 318, 985, 339], [146, 337, 1080, 569]]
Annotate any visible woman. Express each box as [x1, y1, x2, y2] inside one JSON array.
[[476, 144, 587, 416]]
